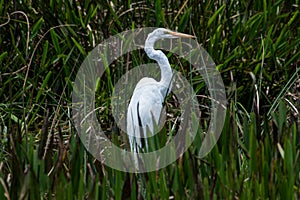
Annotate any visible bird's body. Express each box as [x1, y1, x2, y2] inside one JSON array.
[[126, 28, 194, 155], [127, 77, 169, 152]]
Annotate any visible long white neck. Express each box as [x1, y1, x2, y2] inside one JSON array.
[[144, 37, 173, 87]]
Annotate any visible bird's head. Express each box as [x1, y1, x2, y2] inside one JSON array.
[[147, 28, 195, 41], [144, 28, 195, 60]]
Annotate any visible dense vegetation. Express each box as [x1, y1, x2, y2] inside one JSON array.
[[0, 0, 299, 199]]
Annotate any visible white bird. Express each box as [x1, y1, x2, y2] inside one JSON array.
[[126, 28, 195, 154]]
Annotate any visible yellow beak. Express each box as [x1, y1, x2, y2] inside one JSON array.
[[167, 30, 195, 38]]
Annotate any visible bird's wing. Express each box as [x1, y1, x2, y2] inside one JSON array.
[[137, 90, 163, 133]]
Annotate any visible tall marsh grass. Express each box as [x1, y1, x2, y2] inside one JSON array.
[[0, 0, 299, 199]]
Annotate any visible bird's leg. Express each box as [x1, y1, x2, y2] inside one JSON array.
[[137, 174, 147, 200]]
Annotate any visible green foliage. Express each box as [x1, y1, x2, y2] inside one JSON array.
[[0, 0, 299, 199]]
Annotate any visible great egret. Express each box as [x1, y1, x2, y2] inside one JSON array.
[[127, 28, 195, 154]]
